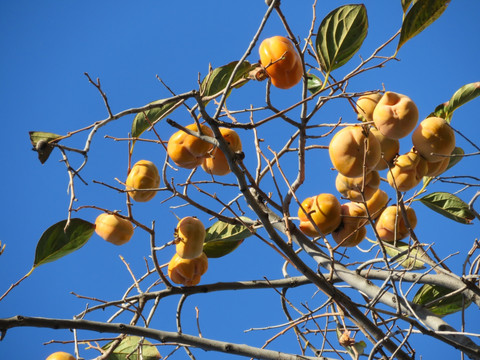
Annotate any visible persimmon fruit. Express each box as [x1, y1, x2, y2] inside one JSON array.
[[95, 213, 134, 246], [328, 126, 381, 178], [46, 352, 76, 360], [387, 150, 428, 192], [373, 91, 419, 139], [175, 216, 206, 259], [167, 124, 214, 169], [202, 127, 242, 176], [335, 170, 380, 202], [298, 193, 342, 237], [332, 202, 368, 247], [259, 36, 303, 89], [412, 116, 455, 163], [168, 252, 209, 286], [356, 93, 382, 122], [376, 205, 417, 243], [125, 160, 160, 202]]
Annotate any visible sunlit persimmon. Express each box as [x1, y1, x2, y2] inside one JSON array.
[[375, 205, 417, 243], [370, 127, 400, 170], [259, 36, 303, 89], [168, 252, 209, 287], [328, 126, 381, 178], [298, 193, 342, 237], [202, 128, 242, 176], [373, 91, 419, 139], [167, 124, 214, 169], [46, 351, 76, 360], [387, 150, 428, 192], [360, 188, 389, 220], [356, 93, 382, 122], [332, 202, 368, 247], [412, 116, 455, 163], [335, 170, 380, 202], [95, 213, 134, 246], [175, 216, 206, 259], [125, 160, 160, 202]]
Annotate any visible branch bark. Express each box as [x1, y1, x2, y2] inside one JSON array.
[[0, 316, 330, 360]]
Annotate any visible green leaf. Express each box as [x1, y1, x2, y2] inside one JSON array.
[[29, 131, 63, 164], [384, 241, 426, 269], [397, 0, 450, 51], [131, 99, 180, 139], [315, 4, 368, 73], [203, 240, 243, 259], [203, 217, 253, 258], [419, 192, 475, 224], [413, 284, 472, 316], [307, 73, 323, 94], [444, 82, 480, 121], [401, 0, 414, 13], [422, 146, 463, 185], [445, 146, 464, 171], [103, 336, 160, 360], [200, 61, 252, 103], [33, 218, 95, 268], [428, 101, 448, 119]]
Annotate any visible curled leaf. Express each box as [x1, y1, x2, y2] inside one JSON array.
[[103, 336, 160, 360], [413, 284, 472, 316], [384, 241, 426, 269], [200, 61, 252, 104], [131, 99, 180, 139], [444, 82, 480, 121], [307, 73, 323, 94], [29, 131, 63, 164], [33, 218, 95, 268], [397, 0, 450, 51], [203, 217, 253, 258], [315, 4, 368, 73], [429, 101, 448, 119], [401, 0, 414, 13], [419, 192, 475, 224], [445, 146, 464, 171]]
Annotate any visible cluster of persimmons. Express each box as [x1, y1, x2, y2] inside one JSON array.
[[258, 35, 456, 247], [93, 119, 243, 287], [299, 90, 456, 246], [91, 35, 456, 289]]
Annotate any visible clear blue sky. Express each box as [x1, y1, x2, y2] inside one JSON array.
[[1, 1, 480, 359]]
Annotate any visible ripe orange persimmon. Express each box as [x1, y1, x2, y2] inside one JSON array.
[[335, 171, 380, 202], [360, 188, 389, 220], [95, 213, 134, 246], [356, 93, 382, 122], [370, 127, 400, 170], [332, 202, 368, 247], [168, 252, 209, 286], [298, 193, 342, 237], [125, 160, 160, 202], [175, 216, 206, 259], [387, 150, 428, 192], [373, 91, 419, 139], [46, 351, 76, 360], [412, 116, 455, 163], [167, 124, 214, 169], [259, 36, 303, 89], [328, 126, 381, 178], [425, 156, 450, 177], [375, 205, 417, 243], [202, 128, 242, 176]]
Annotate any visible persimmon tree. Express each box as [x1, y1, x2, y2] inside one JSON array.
[[1, 1, 480, 360]]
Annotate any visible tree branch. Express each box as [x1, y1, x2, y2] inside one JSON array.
[[0, 316, 330, 360]]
